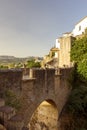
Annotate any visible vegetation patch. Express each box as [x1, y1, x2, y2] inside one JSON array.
[[4, 89, 21, 111], [60, 35, 87, 130]]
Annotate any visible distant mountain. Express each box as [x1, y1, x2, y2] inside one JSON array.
[[0, 55, 43, 64], [0, 55, 16, 59]]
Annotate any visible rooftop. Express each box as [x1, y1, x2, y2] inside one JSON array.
[[75, 16, 87, 25]]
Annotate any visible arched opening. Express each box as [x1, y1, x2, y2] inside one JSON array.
[[28, 100, 58, 130]]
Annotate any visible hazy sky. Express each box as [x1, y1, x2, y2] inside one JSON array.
[[0, 0, 87, 57]]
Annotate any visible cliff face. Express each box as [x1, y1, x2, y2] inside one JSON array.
[[29, 101, 58, 130], [58, 105, 87, 130], [59, 111, 74, 130]]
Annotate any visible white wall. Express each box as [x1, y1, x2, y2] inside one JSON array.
[[55, 39, 60, 49], [72, 17, 87, 36], [55, 52, 58, 58]]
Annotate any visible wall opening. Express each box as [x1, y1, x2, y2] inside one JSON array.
[[28, 100, 58, 130]]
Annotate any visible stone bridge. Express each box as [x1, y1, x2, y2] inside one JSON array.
[[0, 68, 72, 130]]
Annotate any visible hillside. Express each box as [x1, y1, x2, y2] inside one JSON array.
[[0, 55, 43, 64]]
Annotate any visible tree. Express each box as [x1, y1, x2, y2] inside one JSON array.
[[9, 63, 15, 68], [26, 59, 41, 68], [15, 62, 23, 68], [71, 36, 87, 80], [65, 36, 87, 129], [0, 64, 8, 69]]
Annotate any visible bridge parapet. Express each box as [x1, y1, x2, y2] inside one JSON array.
[[0, 69, 23, 97], [23, 68, 61, 78], [0, 68, 73, 130], [22, 68, 55, 94]]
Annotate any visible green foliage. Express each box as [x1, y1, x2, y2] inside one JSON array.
[[15, 62, 23, 68], [0, 64, 8, 69], [71, 36, 87, 80], [66, 80, 87, 129], [5, 89, 21, 110], [67, 67, 78, 89], [66, 37, 87, 129], [66, 66, 87, 129], [71, 36, 87, 63], [9, 63, 15, 68], [67, 85, 87, 115], [77, 60, 87, 80], [26, 59, 41, 68]]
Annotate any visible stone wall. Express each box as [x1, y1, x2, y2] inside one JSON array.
[[32, 68, 55, 94], [19, 68, 72, 129], [0, 69, 23, 97], [58, 36, 74, 67], [54, 68, 72, 115], [0, 68, 73, 130]]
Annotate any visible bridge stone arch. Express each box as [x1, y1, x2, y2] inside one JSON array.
[[17, 68, 72, 130], [0, 68, 72, 129], [29, 99, 58, 130]]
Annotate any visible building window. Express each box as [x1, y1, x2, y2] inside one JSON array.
[[79, 25, 81, 31]]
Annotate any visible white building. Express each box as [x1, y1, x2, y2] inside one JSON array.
[[72, 16, 87, 37], [55, 39, 60, 49], [42, 16, 87, 68]]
